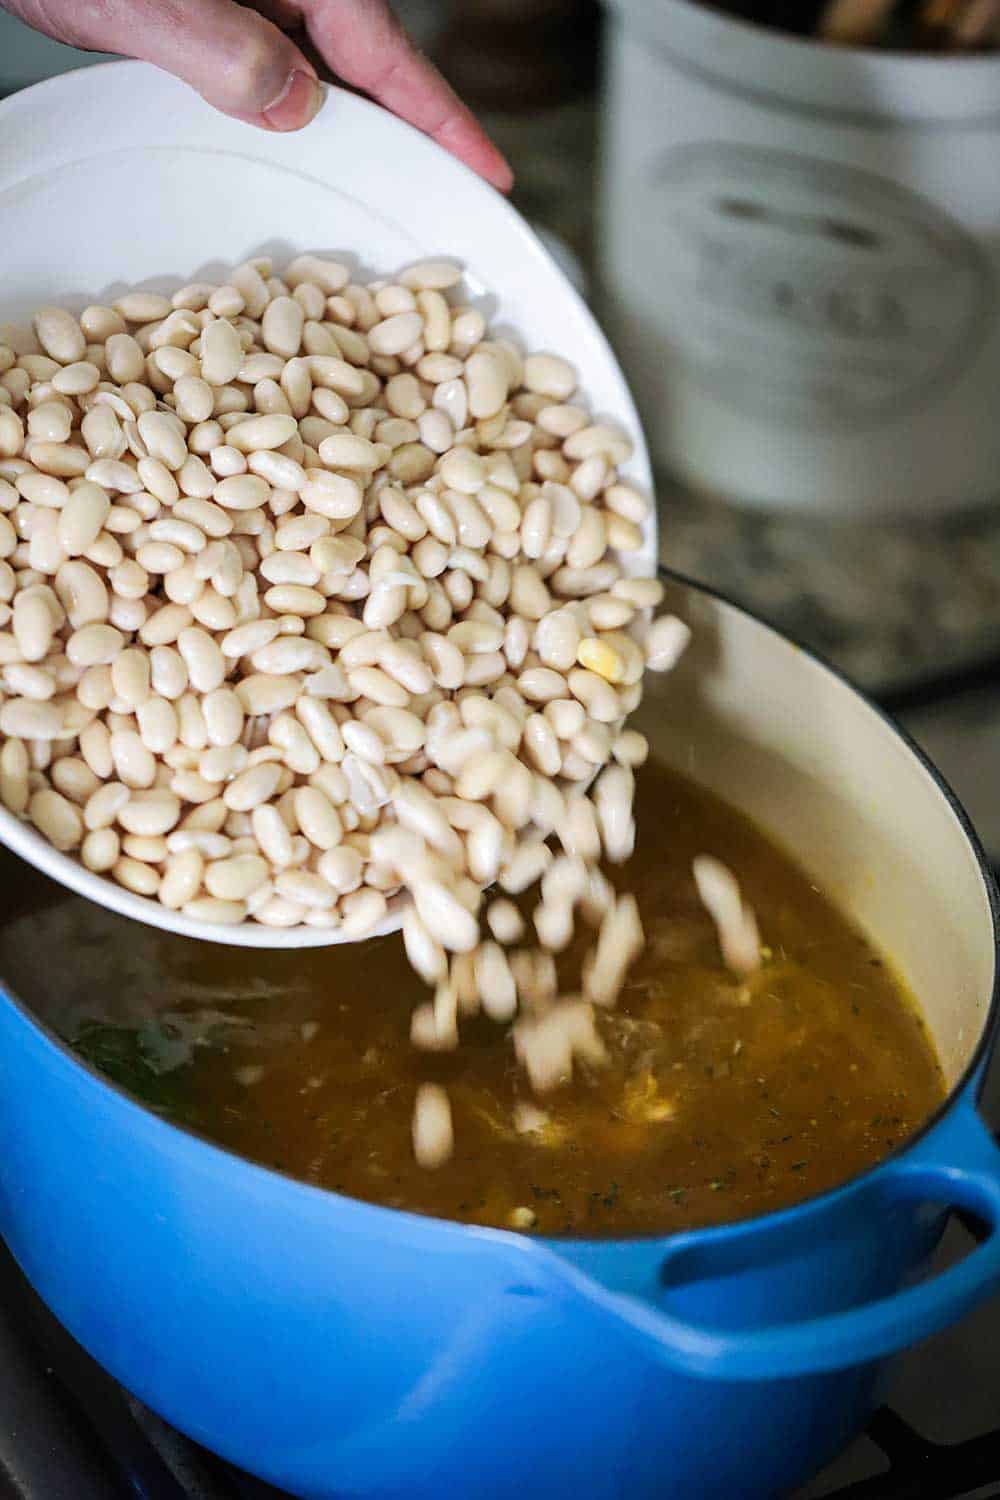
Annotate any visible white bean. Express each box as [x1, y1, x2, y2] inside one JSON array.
[[29, 787, 83, 850], [1, 251, 667, 1061], [412, 1083, 453, 1169]]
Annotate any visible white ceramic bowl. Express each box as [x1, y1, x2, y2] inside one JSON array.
[[0, 60, 655, 947]]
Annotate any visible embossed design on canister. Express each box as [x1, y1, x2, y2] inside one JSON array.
[[646, 144, 995, 428]]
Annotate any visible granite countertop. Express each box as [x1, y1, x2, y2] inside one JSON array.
[[484, 98, 1000, 699], [661, 484, 1000, 697]]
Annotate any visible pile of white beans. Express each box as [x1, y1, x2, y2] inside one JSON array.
[[0, 253, 691, 1168]]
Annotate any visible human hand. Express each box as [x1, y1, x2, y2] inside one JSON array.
[[2, 0, 513, 191]]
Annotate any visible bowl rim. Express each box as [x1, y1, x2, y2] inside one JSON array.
[[0, 567, 996, 1251]]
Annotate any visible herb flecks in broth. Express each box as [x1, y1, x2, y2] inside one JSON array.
[[0, 760, 944, 1236]]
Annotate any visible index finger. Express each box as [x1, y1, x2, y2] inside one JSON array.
[[301, 0, 514, 192]]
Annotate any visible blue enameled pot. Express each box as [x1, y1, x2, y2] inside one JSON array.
[[0, 576, 996, 1499]]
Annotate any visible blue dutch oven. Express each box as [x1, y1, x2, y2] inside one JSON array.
[[0, 575, 996, 1499]]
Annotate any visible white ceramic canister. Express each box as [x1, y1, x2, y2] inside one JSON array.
[[599, 1, 1000, 516]]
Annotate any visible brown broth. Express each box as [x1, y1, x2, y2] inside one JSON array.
[[0, 760, 945, 1237]]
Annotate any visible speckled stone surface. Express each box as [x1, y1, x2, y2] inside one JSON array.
[[660, 482, 1000, 694], [484, 98, 1000, 697]]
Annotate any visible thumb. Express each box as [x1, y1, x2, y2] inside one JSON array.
[[4, 0, 323, 130]]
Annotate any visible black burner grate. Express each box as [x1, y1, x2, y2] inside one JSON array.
[[824, 1409, 1000, 1500]]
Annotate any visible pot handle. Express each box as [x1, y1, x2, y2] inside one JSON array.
[[540, 1104, 1000, 1381]]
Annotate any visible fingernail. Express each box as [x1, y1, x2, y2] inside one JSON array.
[[489, 154, 515, 195], [262, 70, 323, 132]]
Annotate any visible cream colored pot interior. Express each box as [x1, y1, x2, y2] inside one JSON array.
[[637, 579, 996, 1089]]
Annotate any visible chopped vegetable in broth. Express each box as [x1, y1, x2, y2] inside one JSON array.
[[0, 760, 945, 1236]]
